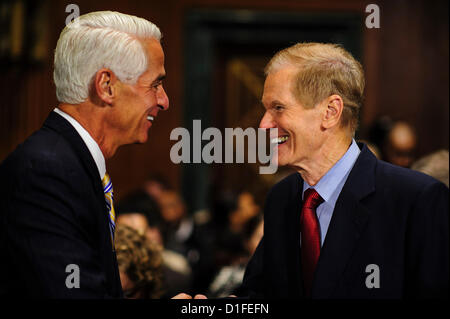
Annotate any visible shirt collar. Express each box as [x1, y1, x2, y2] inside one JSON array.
[[303, 139, 360, 202], [53, 108, 106, 179]]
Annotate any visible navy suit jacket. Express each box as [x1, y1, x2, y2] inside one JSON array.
[[239, 144, 449, 298], [0, 112, 123, 298]]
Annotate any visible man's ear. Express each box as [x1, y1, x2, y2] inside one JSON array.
[[93, 68, 118, 105], [322, 94, 344, 129]]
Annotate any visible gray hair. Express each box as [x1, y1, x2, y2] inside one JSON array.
[[411, 150, 449, 187], [54, 11, 161, 104]]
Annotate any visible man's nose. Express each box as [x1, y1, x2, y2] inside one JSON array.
[[259, 111, 276, 129], [157, 86, 169, 111]]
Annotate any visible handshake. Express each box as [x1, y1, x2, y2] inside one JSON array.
[[172, 293, 207, 299]]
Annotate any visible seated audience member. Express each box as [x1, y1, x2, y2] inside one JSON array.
[[115, 224, 164, 298], [116, 210, 192, 298], [116, 191, 165, 244], [116, 211, 163, 247], [384, 121, 417, 167], [230, 192, 261, 234], [215, 191, 260, 271], [411, 150, 449, 187], [368, 117, 417, 167], [214, 190, 261, 268], [209, 215, 264, 298], [157, 190, 193, 253], [116, 190, 162, 224], [157, 190, 216, 293], [143, 174, 171, 202]]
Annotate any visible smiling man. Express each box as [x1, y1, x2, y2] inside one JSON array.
[[238, 43, 448, 299], [0, 11, 168, 298]]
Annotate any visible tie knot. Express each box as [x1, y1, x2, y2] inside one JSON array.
[[303, 188, 323, 209]]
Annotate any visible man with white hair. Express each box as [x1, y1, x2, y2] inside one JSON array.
[[0, 11, 169, 298], [237, 43, 448, 299]]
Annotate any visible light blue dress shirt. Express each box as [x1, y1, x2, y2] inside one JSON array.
[[302, 139, 361, 247]]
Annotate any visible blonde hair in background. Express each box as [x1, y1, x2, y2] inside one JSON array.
[[411, 150, 449, 187], [265, 42, 365, 134], [54, 11, 161, 104], [115, 224, 165, 298]]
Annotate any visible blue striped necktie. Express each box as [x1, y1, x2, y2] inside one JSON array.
[[102, 173, 116, 249]]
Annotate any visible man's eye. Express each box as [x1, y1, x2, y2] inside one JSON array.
[[150, 82, 162, 90], [274, 105, 284, 111]]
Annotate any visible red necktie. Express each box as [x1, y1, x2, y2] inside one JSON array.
[[300, 188, 324, 298]]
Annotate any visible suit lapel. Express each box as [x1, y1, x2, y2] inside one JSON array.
[[43, 111, 104, 199], [286, 174, 304, 297], [312, 144, 377, 298]]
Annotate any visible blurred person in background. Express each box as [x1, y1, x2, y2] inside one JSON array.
[[0, 11, 169, 298], [115, 224, 164, 298], [411, 150, 449, 187], [116, 209, 192, 298], [229, 191, 261, 234], [214, 190, 261, 268], [157, 189, 216, 294], [157, 190, 196, 256], [116, 212, 164, 248], [209, 215, 264, 298], [116, 189, 166, 244], [143, 174, 171, 202], [383, 121, 417, 167], [368, 117, 417, 167]]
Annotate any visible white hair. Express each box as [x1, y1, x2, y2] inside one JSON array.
[[54, 11, 161, 104]]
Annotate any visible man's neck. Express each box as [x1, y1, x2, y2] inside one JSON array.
[[58, 103, 117, 159], [296, 135, 352, 186]]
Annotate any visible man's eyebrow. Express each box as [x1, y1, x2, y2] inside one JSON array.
[[262, 99, 284, 106], [153, 74, 166, 83]]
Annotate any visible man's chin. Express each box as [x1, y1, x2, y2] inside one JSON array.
[[139, 137, 148, 144], [275, 150, 290, 167], [276, 158, 287, 167], [134, 133, 149, 144]]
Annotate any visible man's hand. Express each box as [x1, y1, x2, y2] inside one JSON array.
[[171, 293, 208, 299], [171, 293, 192, 299]]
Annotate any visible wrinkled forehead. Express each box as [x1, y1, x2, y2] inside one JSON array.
[[262, 67, 297, 103]]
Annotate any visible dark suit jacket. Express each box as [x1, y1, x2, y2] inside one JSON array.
[[239, 144, 449, 299], [0, 111, 123, 298]]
